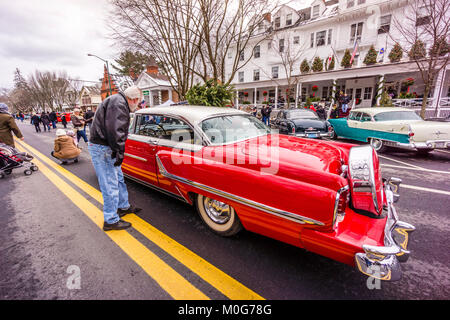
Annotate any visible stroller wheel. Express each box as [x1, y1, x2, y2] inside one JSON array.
[[4, 169, 12, 175], [31, 165, 39, 172], [24, 170, 32, 176]]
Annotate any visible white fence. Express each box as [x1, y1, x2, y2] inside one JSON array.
[[392, 97, 450, 118]]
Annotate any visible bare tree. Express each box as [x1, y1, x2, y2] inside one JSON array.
[[65, 78, 84, 108], [392, 0, 450, 118], [108, 0, 278, 98]]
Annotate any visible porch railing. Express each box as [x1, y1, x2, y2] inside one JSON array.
[[391, 97, 450, 118]]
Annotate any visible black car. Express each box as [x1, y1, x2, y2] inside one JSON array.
[[270, 109, 332, 139]]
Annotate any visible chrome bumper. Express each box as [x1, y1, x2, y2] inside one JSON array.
[[396, 140, 450, 150], [355, 178, 415, 281], [294, 132, 332, 138]]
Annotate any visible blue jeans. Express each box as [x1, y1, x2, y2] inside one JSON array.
[[52, 120, 57, 129], [88, 143, 130, 224], [77, 129, 88, 143]]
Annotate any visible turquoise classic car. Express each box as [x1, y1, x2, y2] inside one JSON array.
[[328, 108, 450, 153]]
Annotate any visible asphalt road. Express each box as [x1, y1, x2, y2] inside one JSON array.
[[1, 121, 449, 300]]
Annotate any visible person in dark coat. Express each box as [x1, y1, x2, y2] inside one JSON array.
[[0, 103, 24, 147], [61, 114, 68, 128], [31, 113, 41, 132], [41, 112, 51, 132], [49, 111, 57, 129], [88, 86, 142, 231], [83, 107, 95, 134]]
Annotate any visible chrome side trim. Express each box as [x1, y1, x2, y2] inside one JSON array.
[[155, 155, 325, 226], [123, 172, 188, 203], [124, 153, 148, 162]]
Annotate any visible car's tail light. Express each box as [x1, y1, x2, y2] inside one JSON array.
[[292, 126, 295, 134], [333, 186, 349, 225], [409, 132, 414, 137], [348, 145, 383, 216]]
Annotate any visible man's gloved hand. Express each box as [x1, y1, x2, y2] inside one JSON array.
[[111, 151, 124, 167]]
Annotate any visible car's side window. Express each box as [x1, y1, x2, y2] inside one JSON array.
[[349, 112, 361, 121], [135, 114, 164, 138], [360, 113, 372, 122], [158, 116, 198, 145]]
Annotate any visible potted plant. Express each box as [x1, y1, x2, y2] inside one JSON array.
[[389, 43, 403, 63], [312, 57, 324, 72], [300, 59, 310, 74], [341, 49, 353, 68], [363, 46, 378, 65]]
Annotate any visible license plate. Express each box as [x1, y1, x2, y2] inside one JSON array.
[[307, 133, 319, 138], [435, 142, 446, 148]]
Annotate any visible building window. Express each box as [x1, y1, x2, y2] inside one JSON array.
[[254, 45, 260, 58], [358, 0, 366, 4], [347, 0, 355, 8], [279, 39, 285, 53], [322, 86, 329, 99], [355, 88, 362, 101], [378, 15, 391, 34], [350, 22, 363, 43], [312, 5, 320, 17], [239, 50, 244, 61], [286, 13, 292, 26], [328, 29, 332, 45], [238, 72, 244, 82], [364, 87, 372, 100], [416, 6, 431, 26], [275, 17, 280, 28], [272, 66, 279, 79], [294, 36, 299, 44], [253, 70, 260, 81], [316, 31, 326, 46], [310, 33, 315, 48]]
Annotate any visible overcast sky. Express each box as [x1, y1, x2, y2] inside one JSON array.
[[0, 0, 118, 89]]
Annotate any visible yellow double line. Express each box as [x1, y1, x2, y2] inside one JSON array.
[[14, 139, 264, 300]]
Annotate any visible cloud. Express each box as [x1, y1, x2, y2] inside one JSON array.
[[0, 0, 116, 88]]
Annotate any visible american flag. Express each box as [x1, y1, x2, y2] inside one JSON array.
[[349, 40, 359, 65]]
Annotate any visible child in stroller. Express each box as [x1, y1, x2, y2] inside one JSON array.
[[0, 143, 38, 179]]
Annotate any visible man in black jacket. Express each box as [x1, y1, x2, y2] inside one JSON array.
[[88, 86, 142, 231]]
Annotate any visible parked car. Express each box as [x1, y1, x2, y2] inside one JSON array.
[[123, 105, 415, 281], [271, 108, 333, 139], [328, 107, 450, 153], [56, 112, 72, 122]]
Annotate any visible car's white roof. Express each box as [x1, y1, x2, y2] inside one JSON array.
[[135, 105, 247, 125], [351, 107, 412, 115]]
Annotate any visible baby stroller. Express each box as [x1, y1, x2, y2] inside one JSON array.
[[0, 143, 38, 179]]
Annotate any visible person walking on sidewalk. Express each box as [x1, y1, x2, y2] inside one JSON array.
[[41, 111, 51, 132], [71, 108, 88, 144], [0, 103, 24, 148], [88, 86, 142, 231], [49, 111, 58, 129], [83, 107, 95, 135], [31, 113, 41, 133]]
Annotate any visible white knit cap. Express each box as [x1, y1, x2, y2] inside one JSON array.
[[56, 129, 66, 137]]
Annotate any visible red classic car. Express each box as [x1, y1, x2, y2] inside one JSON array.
[[123, 106, 415, 281]]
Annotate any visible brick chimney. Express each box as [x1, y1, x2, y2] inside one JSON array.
[[146, 57, 159, 75]]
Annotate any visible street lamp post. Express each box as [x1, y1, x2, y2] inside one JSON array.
[[87, 53, 113, 97]]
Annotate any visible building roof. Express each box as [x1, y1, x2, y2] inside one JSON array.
[[81, 85, 101, 95], [135, 105, 247, 125]]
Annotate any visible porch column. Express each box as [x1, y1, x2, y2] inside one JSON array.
[[254, 88, 257, 105], [235, 90, 239, 108], [376, 75, 385, 106], [149, 90, 154, 107], [432, 68, 446, 117], [169, 89, 173, 101], [158, 90, 162, 105], [328, 79, 338, 119], [275, 86, 278, 109], [295, 82, 299, 108]]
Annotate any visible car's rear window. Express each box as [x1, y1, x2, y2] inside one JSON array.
[[374, 111, 421, 122]]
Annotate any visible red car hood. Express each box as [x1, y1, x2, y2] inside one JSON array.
[[238, 134, 346, 174]]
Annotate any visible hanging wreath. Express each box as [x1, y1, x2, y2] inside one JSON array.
[[311, 85, 319, 92], [356, 98, 362, 105], [403, 78, 415, 86], [244, 92, 249, 97]]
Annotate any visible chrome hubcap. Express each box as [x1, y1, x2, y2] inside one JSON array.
[[203, 197, 231, 224]]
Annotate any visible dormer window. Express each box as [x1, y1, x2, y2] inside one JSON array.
[[286, 13, 292, 26], [312, 5, 320, 18], [275, 17, 280, 28]]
